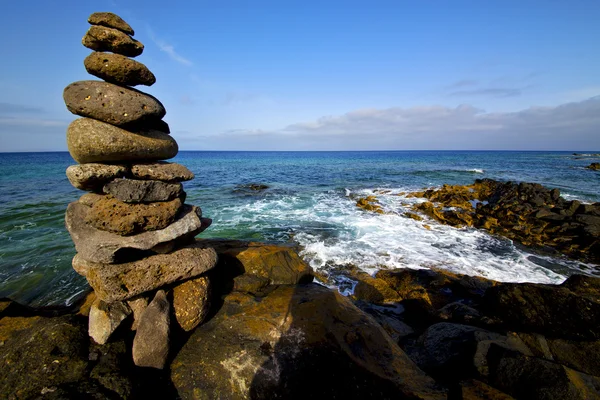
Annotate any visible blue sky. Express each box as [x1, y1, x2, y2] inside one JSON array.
[[0, 0, 599, 151]]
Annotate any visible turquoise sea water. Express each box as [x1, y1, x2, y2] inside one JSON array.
[[0, 151, 599, 306]]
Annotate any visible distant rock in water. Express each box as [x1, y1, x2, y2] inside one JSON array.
[[407, 179, 600, 264], [588, 162, 600, 170], [233, 183, 270, 194]]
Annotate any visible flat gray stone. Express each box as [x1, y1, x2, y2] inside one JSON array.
[[133, 290, 170, 369], [64, 81, 165, 127], [88, 12, 134, 35], [67, 118, 178, 164], [66, 163, 128, 191], [103, 178, 183, 203], [130, 162, 194, 182], [84, 52, 155, 87], [82, 25, 143, 57], [72, 241, 218, 302], [88, 298, 131, 345], [66, 201, 208, 264]]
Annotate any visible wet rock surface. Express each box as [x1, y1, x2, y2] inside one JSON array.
[[407, 179, 600, 263]]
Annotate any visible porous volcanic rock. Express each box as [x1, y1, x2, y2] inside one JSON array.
[[64, 80, 165, 126], [171, 276, 211, 332], [67, 118, 178, 164], [103, 178, 183, 203], [170, 284, 446, 399], [130, 161, 194, 182], [88, 12, 135, 35], [72, 241, 218, 302], [85, 196, 183, 235], [84, 52, 156, 86], [132, 290, 170, 369], [66, 163, 128, 191], [65, 202, 211, 264], [82, 25, 143, 57]]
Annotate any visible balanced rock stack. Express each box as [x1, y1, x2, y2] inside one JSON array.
[[63, 12, 217, 369]]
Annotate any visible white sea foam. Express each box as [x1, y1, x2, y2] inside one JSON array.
[[212, 188, 595, 288], [467, 169, 484, 173]]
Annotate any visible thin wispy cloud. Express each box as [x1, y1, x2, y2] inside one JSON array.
[[446, 79, 479, 89], [0, 102, 43, 115], [146, 27, 193, 66], [449, 87, 522, 98]]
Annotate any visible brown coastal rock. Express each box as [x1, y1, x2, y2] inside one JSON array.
[[103, 178, 183, 203], [66, 201, 207, 264], [66, 163, 128, 191], [172, 276, 212, 331], [67, 118, 178, 164], [171, 284, 446, 399], [88, 12, 135, 35], [72, 241, 218, 302], [132, 290, 170, 369], [85, 195, 183, 235], [84, 52, 156, 86], [130, 161, 194, 182], [64, 80, 165, 126], [82, 25, 143, 57]]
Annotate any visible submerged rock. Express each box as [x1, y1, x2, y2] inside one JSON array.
[[171, 284, 446, 399]]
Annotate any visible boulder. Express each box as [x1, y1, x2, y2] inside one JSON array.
[[172, 275, 211, 331], [488, 346, 600, 400], [483, 278, 600, 340], [130, 162, 194, 182], [206, 239, 314, 289], [66, 201, 208, 264], [82, 25, 143, 57], [132, 290, 170, 369], [64, 81, 165, 126], [88, 12, 135, 35], [72, 241, 218, 302], [66, 163, 128, 191], [103, 178, 183, 203], [88, 298, 131, 344], [84, 52, 156, 86], [67, 118, 178, 164], [0, 314, 89, 399], [171, 284, 446, 399], [85, 195, 183, 235]]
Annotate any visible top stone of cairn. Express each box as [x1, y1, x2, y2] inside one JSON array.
[[88, 12, 134, 36]]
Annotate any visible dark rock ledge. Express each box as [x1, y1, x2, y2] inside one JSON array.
[[3, 239, 600, 399]]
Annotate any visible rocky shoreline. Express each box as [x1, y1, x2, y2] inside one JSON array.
[[2, 238, 600, 399]]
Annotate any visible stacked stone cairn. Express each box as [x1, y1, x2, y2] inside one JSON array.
[[63, 12, 217, 369]]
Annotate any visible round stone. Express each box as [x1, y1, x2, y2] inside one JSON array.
[[67, 118, 178, 164], [63, 80, 165, 126], [85, 195, 183, 235], [83, 25, 143, 57], [84, 52, 156, 87], [88, 12, 135, 36]]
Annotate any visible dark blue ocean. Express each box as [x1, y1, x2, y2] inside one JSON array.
[[1, 151, 599, 306]]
